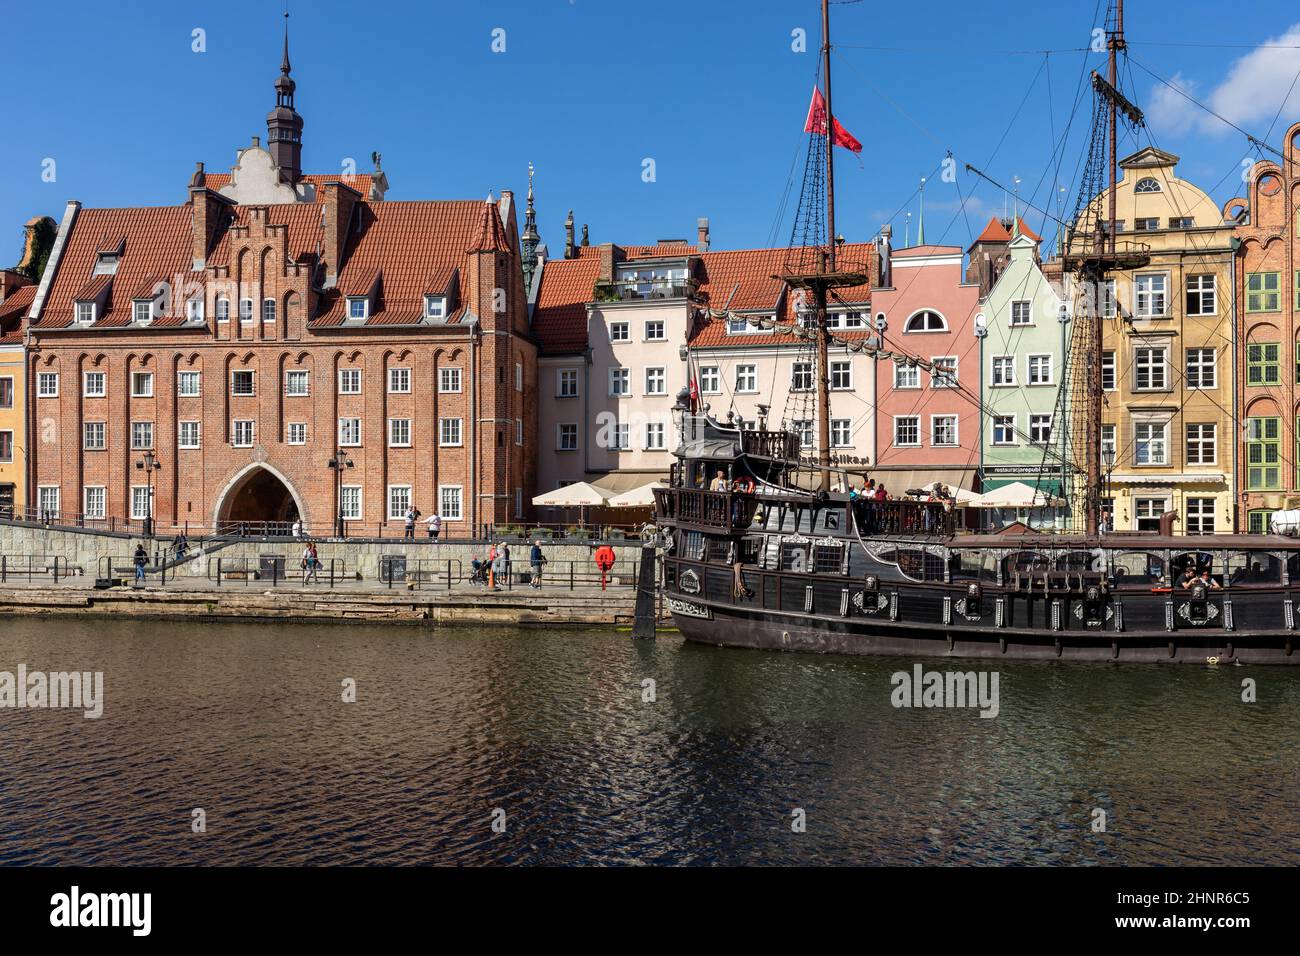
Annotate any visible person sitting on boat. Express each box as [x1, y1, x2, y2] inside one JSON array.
[[1198, 568, 1222, 590], [710, 470, 729, 492], [1179, 567, 1198, 589], [873, 484, 887, 501]]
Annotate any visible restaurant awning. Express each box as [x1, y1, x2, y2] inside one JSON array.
[[531, 482, 613, 507], [971, 481, 1064, 508], [606, 481, 666, 508]]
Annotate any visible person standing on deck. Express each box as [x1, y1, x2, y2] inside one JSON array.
[[404, 506, 418, 540], [426, 512, 442, 541]]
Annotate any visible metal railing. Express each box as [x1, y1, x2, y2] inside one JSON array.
[[206, 556, 349, 587], [0, 554, 74, 583]]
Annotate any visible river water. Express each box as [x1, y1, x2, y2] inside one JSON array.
[[0, 617, 1297, 865]]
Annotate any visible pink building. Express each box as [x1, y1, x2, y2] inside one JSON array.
[[870, 243, 982, 497]]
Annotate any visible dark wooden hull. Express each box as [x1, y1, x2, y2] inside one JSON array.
[[666, 589, 1300, 664]]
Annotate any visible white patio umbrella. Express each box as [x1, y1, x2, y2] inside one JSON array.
[[606, 481, 664, 508], [531, 482, 613, 507], [971, 481, 1062, 508]]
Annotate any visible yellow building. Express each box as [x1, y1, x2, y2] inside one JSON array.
[[1072, 147, 1237, 534], [0, 280, 34, 517]]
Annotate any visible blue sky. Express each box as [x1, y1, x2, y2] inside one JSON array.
[[3, 0, 1300, 262]]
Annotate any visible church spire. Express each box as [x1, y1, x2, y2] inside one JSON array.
[[267, 10, 304, 184], [521, 163, 541, 294]]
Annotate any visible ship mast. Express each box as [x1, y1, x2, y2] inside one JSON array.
[[816, 0, 836, 489], [1066, 0, 1146, 536]]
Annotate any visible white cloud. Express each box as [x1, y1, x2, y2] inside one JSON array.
[[1152, 24, 1300, 137], [1145, 71, 1199, 136]]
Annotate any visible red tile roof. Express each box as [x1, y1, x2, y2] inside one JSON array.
[[72, 274, 113, 301], [466, 199, 511, 254], [35, 206, 197, 330], [532, 255, 601, 354], [35, 198, 500, 331], [969, 216, 1040, 248], [203, 172, 378, 200], [689, 243, 875, 348], [0, 284, 36, 337]]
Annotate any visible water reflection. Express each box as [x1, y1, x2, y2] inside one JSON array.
[[0, 617, 1296, 865]]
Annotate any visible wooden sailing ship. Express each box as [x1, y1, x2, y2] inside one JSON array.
[[653, 0, 1300, 664]]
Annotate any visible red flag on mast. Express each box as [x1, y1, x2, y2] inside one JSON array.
[[803, 87, 862, 153]]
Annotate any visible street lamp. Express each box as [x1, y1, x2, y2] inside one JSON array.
[[326, 448, 354, 538], [135, 450, 162, 537]]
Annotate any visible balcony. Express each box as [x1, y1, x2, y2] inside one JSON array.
[[654, 487, 757, 532], [595, 278, 697, 303]]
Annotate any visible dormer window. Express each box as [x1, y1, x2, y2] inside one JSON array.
[[186, 299, 204, 322], [347, 297, 369, 321], [132, 300, 154, 324], [92, 253, 120, 276], [424, 295, 447, 321], [75, 302, 95, 324]]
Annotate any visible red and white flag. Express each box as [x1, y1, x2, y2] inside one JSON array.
[[803, 87, 862, 153]]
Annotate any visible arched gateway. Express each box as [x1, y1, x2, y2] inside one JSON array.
[[212, 463, 306, 532]]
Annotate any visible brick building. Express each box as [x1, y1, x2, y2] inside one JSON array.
[[20, 29, 535, 536]]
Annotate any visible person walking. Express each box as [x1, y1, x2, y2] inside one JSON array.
[[172, 532, 188, 562], [133, 543, 148, 584], [404, 506, 417, 540], [425, 512, 442, 541], [303, 541, 320, 585], [529, 539, 546, 589], [491, 545, 507, 591], [502, 542, 512, 583]]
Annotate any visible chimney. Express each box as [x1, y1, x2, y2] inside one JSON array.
[[564, 210, 575, 259], [321, 181, 361, 287], [877, 224, 892, 288], [189, 180, 234, 270], [0, 269, 32, 301], [697, 217, 710, 251], [597, 242, 624, 282]]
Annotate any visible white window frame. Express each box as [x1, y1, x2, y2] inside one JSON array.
[[1009, 300, 1032, 326], [37, 485, 60, 516], [735, 365, 758, 394], [387, 485, 412, 521], [132, 300, 154, 324], [645, 421, 666, 450], [1185, 348, 1216, 390], [438, 367, 462, 393], [609, 321, 630, 342], [1028, 413, 1052, 445], [75, 301, 95, 324], [347, 297, 369, 321], [285, 370, 310, 397], [177, 371, 201, 397], [557, 423, 579, 451], [262, 298, 276, 323], [1134, 421, 1169, 466], [1026, 354, 1053, 386], [438, 485, 464, 521], [83, 371, 106, 398], [131, 371, 154, 398], [830, 360, 853, 391], [387, 367, 411, 394], [893, 363, 920, 389], [439, 418, 463, 447], [930, 356, 957, 389], [1186, 423, 1217, 466], [37, 373, 58, 398], [130, 485, 151, 521], [904, 309, 947, 333], [340, 485, 363, 521], [1134, 347, 1168, 391], [388, 417, 412, 447], [1186, 274, 1217, 316], [645, 367, 667, 396], [425, 296, 447, 321], [557, 368, 579, 398], [130, 420, 154, 450], [178, 421, 201, 449], [608, 367, 630, 397], [82, 421, 106, 451], [232, 419, 256, 448], [337, 417, 361, 447], [230, 370, 255, 397], [83, 486, 106, 520], [286, 422, 307, 445], [990, 355, 1015, 387], [992, 415, 1017, 446], [239, 298, 255, 321], [1135, 273, 1168, 318], [831, 418, 853, 448], [893, 415, 921, 448], [338, 369, 362, 395], [699, 366, 720, 394], [931, 414, 958, 447]]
